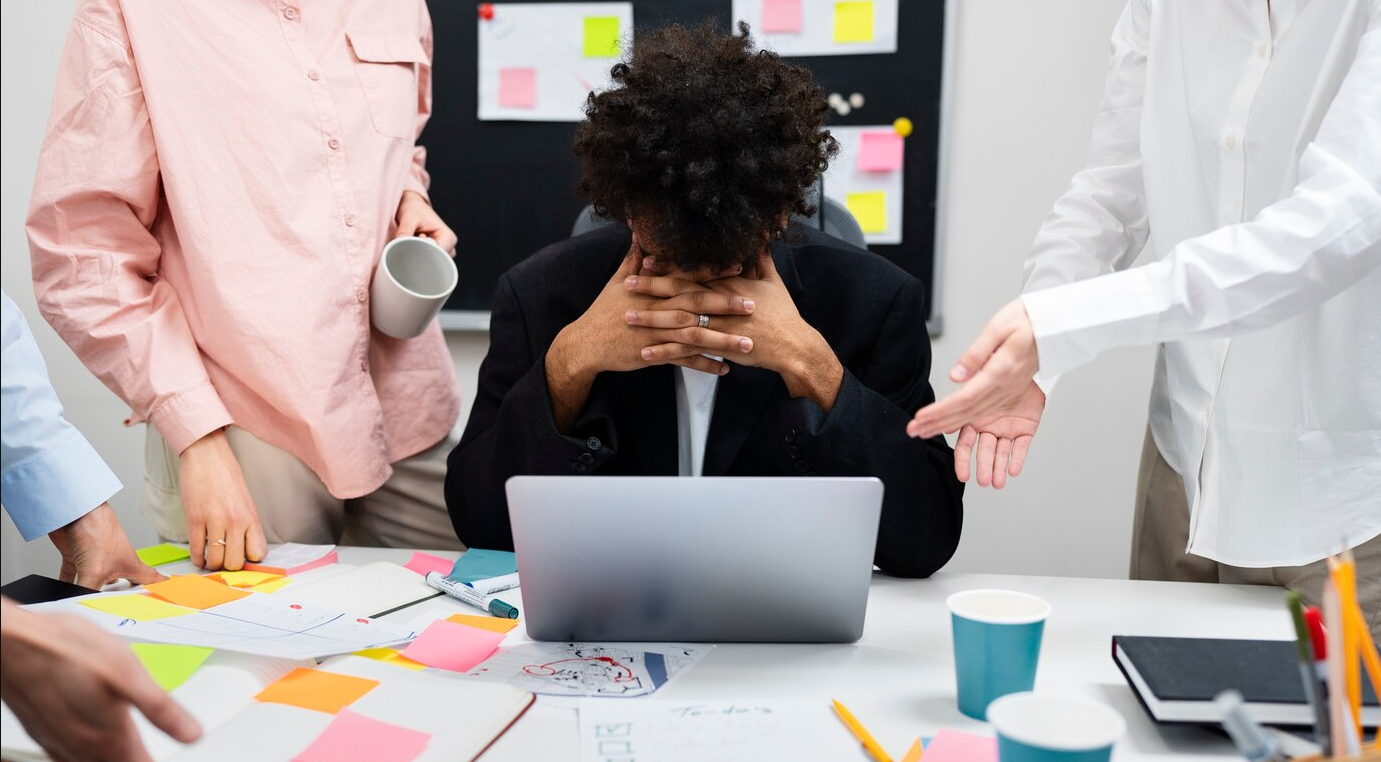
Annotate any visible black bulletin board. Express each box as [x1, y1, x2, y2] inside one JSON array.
[[423, 0, 947, 326]]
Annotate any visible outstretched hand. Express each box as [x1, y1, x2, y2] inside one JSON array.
[[946, 381, 1045, 488]]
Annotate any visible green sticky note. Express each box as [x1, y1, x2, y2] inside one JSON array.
[[81, 594, 191, 621], [833, 1, 875, 43], [136, 543, 190, 566], [583, 16, 621, 58], [846, 191, 887, 233], [131, 644, 214, 691], [447, 549, 517, 584]]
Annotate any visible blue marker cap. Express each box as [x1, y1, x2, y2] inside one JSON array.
[[487, 598, 519, 619]]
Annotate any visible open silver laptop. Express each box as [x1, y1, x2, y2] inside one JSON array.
[[506, 476, 884, 643]]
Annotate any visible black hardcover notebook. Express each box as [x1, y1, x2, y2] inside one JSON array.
[[1113, 635, 1379, 727], [0, 574, 94, 605]]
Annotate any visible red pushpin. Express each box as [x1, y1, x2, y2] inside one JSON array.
[[478, 3, 495, 20]]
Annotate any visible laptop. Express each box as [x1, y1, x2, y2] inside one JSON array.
[[506, 476, 884, 643]]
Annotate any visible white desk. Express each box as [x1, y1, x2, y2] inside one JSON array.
[[213, 547, 1288, 762]]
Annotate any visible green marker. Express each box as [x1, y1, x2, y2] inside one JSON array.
[[425, 572, 519, 619]]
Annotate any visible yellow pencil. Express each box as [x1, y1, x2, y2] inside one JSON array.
[[832, 699, 893, 762]]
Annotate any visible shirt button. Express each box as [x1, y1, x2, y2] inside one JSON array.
[[578, 453, 594, 465], [283, 6, 297, 20], [344, 213, 356, 227], [571, 462, 587, 473], [328, 137, 341, 150], [795, 460, 810, 473], [586, 437, 602, 451], [356, 289, 367, 302], [784, 429, 797, 443], [307, 69, 320, 81], [788, 446, 800, 460], [1225, 134, 1237, 149]]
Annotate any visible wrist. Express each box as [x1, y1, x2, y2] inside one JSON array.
[[548, 325, 597, 385], [781, 329, 843, 410], [180, 428, 229, 462]]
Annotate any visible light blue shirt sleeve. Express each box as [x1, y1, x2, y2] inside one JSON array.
[[1, 289, 121, 540]]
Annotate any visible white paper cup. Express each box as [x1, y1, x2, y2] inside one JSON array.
[[987, 693, 1126, 762], [370, 236, 457, 339]]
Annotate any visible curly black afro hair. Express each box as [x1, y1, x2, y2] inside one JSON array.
[[573, 21, 838, 273]]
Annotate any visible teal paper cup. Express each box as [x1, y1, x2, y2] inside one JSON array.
[[946, 589, 1051, 719], [988, 693, 1126, 762]]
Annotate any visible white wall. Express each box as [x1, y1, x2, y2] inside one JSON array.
[[2, 0, 1149, 584]]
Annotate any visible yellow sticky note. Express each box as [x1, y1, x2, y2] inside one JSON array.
[[446, 613, 521, 634], [901, 738, 924, 762], [583, 16, 621, 58], [145, 574, 251, 610], [81, 594, 191, 621], [249, 577, 292, 594], [210, 570, 282, 588], [833, 1, 875, 43], [845, 191, 887, 234], [255, 668, 380, 714], [354, 648, 426, 671]]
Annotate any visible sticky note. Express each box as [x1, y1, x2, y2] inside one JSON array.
[[256, 668, 380, 714], [845, 191, 887, 234], [833, 1, 875, 43], [583, 16, 621, 58], [403, 551, 455, 578], [145, 574, 251, 610], [136, 543, 190, 567], [761, 0, 803, 33], [402, 619, 504, 672], [81, 594, 191, 621], [498, 68, 536, 109], [901, 738, 924, 762], [293, 708, 431, 762], [209, 570, 282, 588], [250, 577, 292, 594], [131, 644, 214, 692], [921, 729, 997, 762], [448, 549, 518, 583], [446, 613, 520, 634], [858, 131, 904, 172], [354, 648, 426, 671]]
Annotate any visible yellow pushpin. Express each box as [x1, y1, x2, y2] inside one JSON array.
[[892, 117, 913, 138]]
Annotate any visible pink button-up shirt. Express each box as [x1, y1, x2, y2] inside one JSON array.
[[27, 0, 460, 499]]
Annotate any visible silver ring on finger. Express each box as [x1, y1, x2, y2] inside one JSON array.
[[210, 539, 228, 547], [697, 314, 710, 329]]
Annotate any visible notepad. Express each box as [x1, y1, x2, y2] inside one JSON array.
[[286, 561, 438, 618], [243, 543, 339, 576]]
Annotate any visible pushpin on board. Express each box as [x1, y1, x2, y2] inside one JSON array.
[[478, 3, 494, 20], [893, 117, 913, 138]]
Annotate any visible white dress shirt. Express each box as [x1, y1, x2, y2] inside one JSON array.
[[675, 366, 720, 477], [1020, 0, 1381, 566]]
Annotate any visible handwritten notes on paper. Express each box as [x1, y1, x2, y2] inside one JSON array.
[[256, 668, 380, 714], [448, 549, 518, 584], [293, 708, 431, 762], [478, 3, 635, 122], [135, 543, 190, 567], [81, 594, 191, 621], [468, 642, 710, 697], [402, 620, 505, 672], [579, 699, 860, 762], [130, 644, 214, 691], [402, 551, 455, 578]]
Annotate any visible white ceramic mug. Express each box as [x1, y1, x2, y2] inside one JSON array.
[[370, 236, 457, 339]]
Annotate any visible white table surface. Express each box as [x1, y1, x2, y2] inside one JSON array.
[[199, 546, 1290, 762]]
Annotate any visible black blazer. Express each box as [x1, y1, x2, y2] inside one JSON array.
[[446, 224, 964, 578]]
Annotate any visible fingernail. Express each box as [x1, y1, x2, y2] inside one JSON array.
[[739, 338, 752, 353], [950, 365, 969, 381], [641, 348, 654, 360], [625, 276, 639, 288], [718, 364, 730, 375], [625, 310, 638, 322], [742, 299, 755, 312]]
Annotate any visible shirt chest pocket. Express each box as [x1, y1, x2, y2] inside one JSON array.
[[346, 31, 429, 139]]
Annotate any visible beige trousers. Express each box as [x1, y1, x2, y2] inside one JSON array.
[[1131, 428, 1380, 640], [141, 426, 463, 550]]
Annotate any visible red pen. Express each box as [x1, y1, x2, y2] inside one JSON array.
[[1304, 605, 1333, 755]]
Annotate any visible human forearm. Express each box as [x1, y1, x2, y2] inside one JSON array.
[[545, 326, 600, 433], [778, 326, 844, 413]]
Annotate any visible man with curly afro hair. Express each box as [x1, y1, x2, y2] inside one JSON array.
[[446, 22, 963, 579]]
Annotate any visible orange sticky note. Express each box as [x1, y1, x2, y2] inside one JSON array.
[[255, 668, 380, 714], [145, 574, 251, 609], [446, 613, 520, 634]]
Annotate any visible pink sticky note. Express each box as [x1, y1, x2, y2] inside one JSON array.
[[761, 0, 803, 33], [921, 729, 998, 762], [402, 619, 504, 673], [498, 68, 536, 109], [403, 551, 453, 577], [858, 131, 904, 172], [294, 708, 430, 762]]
